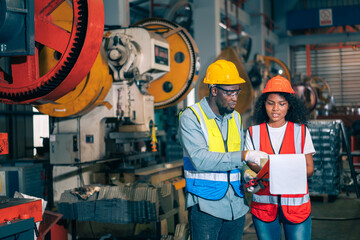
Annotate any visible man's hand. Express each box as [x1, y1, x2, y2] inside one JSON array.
[[244, 169, 261, 193], [244, 150, 268, 166], [247, 185, 261, 193]]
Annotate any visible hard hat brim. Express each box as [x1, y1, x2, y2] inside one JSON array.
[[204, 77, 246, 85]]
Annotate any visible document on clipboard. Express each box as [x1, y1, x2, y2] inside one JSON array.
[[269, 154, 307, 195]]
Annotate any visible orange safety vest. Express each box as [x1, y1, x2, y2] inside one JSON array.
[[248, 122, 311, 223]]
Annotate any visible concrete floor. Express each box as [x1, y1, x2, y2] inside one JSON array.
[[242, 193, 360, 240]]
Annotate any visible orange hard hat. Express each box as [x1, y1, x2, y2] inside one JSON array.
[[262, 75, 294, 94]]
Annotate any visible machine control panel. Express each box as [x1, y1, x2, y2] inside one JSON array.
[[50, 133, 79, 164]]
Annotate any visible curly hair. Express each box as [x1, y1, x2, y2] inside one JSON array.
[[252, 92, 309, 125]]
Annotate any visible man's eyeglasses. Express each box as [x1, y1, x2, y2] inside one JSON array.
[[215, 86, 241, 97]]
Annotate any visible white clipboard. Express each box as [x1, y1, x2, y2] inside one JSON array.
[[269, 154, 307, 195]]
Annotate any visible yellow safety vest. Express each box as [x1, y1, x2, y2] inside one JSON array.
[[183, 102, 244, 200]]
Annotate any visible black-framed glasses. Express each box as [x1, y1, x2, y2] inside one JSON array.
[[215, 86, 241, 97]]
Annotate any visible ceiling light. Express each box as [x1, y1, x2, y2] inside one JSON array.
[[219, 22, 227, 29]]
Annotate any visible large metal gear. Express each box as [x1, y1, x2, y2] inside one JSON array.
[[263, 56, 291, 82], [34, 2, 112, 117], [305, 76, 331, 111], [134, 18, 200, 109], [35, 49, 113, 117], [0, 0, 104, 104]]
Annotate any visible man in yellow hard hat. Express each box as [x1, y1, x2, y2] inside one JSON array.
[[178, 59, 268, 240]]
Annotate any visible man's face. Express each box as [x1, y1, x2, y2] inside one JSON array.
[[214, 85, 241, 115]]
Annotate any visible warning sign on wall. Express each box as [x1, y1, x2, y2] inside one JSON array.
[[319, 8, 333, 26]]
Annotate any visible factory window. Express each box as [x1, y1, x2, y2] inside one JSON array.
[[33, 107, 49, 157]]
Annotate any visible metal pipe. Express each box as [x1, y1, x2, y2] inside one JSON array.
[[149, 0, 154, 17], [339, 48, 344, 105], [306, 44, 311, 77], [0, 110, 45, 115], [225, 0, 229, 47]]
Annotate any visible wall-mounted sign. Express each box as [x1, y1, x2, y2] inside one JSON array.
[[319, 9, 333, 26]]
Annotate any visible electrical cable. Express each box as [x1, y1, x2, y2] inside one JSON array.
[[77, 166, 85, 187]]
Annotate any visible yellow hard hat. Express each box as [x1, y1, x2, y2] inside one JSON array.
[[203, 59, 246, 85]]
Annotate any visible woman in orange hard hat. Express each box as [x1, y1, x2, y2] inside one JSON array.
[[244, 75, 315, 240]]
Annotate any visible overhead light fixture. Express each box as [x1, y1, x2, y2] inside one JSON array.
[[219, 22, 227, 29], [240, 31, 248, 36]]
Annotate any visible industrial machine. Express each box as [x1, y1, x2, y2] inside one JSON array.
[[0, 1, 200, 208], [0, 2, 201, 214], [37, 16, 200, 165], [1, 0, 199, 165]]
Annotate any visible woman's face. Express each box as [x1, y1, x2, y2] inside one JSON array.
[[265, 93, 289, 127]]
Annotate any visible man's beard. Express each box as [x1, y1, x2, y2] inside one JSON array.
[[221, 107, 235, 115]]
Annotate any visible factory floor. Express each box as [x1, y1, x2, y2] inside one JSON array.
[[242, 192, 360, 240], [73, 192, 360, 240]]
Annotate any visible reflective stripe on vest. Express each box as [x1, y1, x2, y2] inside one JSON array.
[[185, 170, 228, 181], [190, 104, 209, 146], [294, 123, 302, 154], [183, 103, 243, 200], [251, 124, 260, 150], [252, 192, 311, 207], [281, 194, 310, 206], [184, 169, 241, 182], [230, 171, 241, 181], [252, 194, 278, 204], [249, 122, 310, 223], [233, 110, 243, 142]]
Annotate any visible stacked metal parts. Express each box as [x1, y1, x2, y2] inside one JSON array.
[[308, 120, 342, 195], [58, 182, 173, 224]]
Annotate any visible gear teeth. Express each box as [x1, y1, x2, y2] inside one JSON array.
[[1, 0, 90, 102]]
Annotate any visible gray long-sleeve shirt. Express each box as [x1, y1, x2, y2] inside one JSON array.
[[178, 97, 249, 220]]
